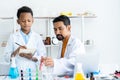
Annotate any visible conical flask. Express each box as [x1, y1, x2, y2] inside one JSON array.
[[74, 63, 85, 80], [9, 56, 19, 79]]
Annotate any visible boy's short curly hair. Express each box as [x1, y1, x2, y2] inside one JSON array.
[[17, 6, 33, 18]]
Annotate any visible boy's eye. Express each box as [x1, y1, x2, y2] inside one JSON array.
[[21, 20, 31, 22], [22, 20, 25, 22]]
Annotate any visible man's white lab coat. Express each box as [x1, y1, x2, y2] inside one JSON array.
[[53, 35, 85, 76], [4, 30, 46, 71]]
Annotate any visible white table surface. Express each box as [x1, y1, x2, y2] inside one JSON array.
[[1, 76, 119, 80], [0, 76, 73, 80]]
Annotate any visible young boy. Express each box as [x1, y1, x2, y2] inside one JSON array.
[[4, 6, 46, 71]]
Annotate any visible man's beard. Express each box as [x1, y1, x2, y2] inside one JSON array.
[[56, 34, 64, 41]]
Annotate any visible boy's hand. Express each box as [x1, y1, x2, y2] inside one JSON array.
[[32, 57, 38, 62], [19, 53, 38, 62], [11, 45, 27, 56], [19, 53, 32, 59]]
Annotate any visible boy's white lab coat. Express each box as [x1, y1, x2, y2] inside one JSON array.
[[53, 36, 85, 76], [4, 30, 46, 71]]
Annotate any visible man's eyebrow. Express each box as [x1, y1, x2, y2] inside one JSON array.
[[54, 26, 61, 29]]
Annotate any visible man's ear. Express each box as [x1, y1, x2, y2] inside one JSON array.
[[17, 19, 20, 24], [68, 25, 71, 31], [32, 18, 34, 23]]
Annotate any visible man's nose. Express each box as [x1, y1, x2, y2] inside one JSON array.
[[55, 29, 60, 35]]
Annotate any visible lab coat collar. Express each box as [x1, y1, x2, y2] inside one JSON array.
[[60, 35, 73, 48], [15, 29, 33, 36], [20, 29, 32, 44], [67, 35, 73, 46], [14, 29, 33, 45], [20, 29, 32, 36]]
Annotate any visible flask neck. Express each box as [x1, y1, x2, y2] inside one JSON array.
[[11, 57, 16, 67]]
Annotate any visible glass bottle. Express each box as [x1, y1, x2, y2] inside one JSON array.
[[9, 56, 19, 79]]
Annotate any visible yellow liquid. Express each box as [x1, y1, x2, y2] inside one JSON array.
[[75, 72, 85, 80]]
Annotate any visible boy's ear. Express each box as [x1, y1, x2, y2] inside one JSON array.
[[17, 19, 20, 24]]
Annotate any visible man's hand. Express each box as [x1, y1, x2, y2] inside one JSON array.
[[44, 57, 54, 67]]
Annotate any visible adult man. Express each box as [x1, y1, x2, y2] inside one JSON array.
[[42, 15, 85, 76]]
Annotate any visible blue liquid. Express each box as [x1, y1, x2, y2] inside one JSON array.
[[9, 67, 19, 79]]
